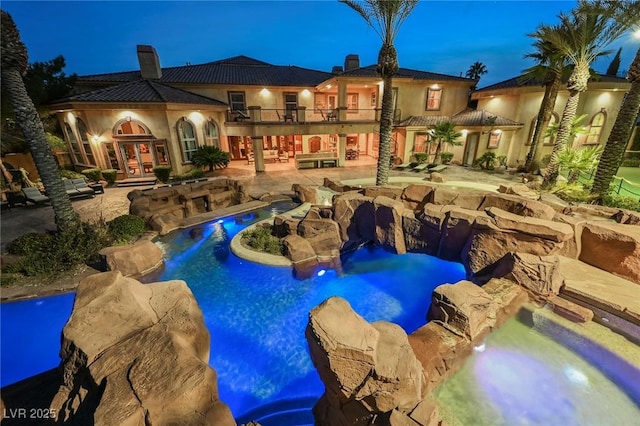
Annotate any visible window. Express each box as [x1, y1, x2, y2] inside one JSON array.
[[228, 91, 246, 112], [347, 93, 358, 111], [426, 88, 442, 111], [116, 120, 150, 135], [204, 120, 220, 147], [76, 118, 95, 165], [64, 122, 82, 163], [371, 91, 377, 106], [413, 132, 432, 153], [284, 93, 298, 111], [488, 131, 502, 149], [177, 119, 198, 162], [103, 142, 120, 170], [585, 111, 606, 144]]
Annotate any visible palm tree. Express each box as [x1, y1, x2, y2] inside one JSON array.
[[341, 0, 418, 186], [521, 30, 570, 172], [592, 47, 640, 199], [428, 121, 462, 164], [465, 61, 488, 81], [1, 10, 78, 230], [556, 144, 603, 183], [541, 0, 634, 188]]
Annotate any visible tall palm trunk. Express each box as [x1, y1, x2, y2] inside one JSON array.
[[1, 11, 78, 231], [592, 47, 640, 199], [376, 43, 397, 186], [542, 63, 590, 188], [525, 71, 561, 171]]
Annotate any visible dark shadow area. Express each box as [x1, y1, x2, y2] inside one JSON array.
[[1, 368, 61, 425]]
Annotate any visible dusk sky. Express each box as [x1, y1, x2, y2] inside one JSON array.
[[2, 1, 638, 87]]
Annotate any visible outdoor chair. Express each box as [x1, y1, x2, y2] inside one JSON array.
[[22, 187, 50, 205], [71, 178, 97, 197], [412, 163, 429, 172], [428, 164, 448, 173], [394, 161, 413, 170]]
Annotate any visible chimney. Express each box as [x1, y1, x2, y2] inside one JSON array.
[[137, 45, 162, 79], [344, 54, 360, 71], [332, 65, 343, 75]]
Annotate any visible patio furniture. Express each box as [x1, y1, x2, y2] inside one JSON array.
[[235, 110, 250, 121], [22, 187, 50, 205], [412, 163, 429, 172], [326, 110, 337, 121], [428, 164, 448, 173], [394, 161, 413, 170], [346, 148, 359, 160], [278, 151, 289, 162], [71, 178, 98, 197]]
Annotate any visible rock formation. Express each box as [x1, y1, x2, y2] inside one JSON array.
[[50, 271, 235, 426]]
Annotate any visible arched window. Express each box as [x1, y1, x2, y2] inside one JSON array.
[[204, 119, 220, 148], [177, 119, 198, 161], [527, 112, 559, 146], [585, 111, 606, 144], [76, 118, 95, 165], [114, 119, 151, 136], [64, 122, 82, 163]]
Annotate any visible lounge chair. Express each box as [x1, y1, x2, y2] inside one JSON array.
[[394, 161, 413, 170], [428, 164, 448, 173], [412, 163, 429, 172], [71, 178, 97, 197], [22, 187, 50, 205], [63, 179, 82, 197]]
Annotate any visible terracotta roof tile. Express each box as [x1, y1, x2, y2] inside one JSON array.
[[54, 80, 227, 106], [476, 72, 630, 92], [397, 109, 522, 128], [340, 65, 474, 82]]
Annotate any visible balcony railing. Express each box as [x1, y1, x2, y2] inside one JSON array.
[[226, 107, 380, 123]]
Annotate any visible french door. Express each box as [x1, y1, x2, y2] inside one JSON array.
[[119, 140, 168, 178]]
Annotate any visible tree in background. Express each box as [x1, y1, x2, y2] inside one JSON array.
[[521, 28, 572, 172], [1, 10, 78, 230], [592, 47, 640, 200], [341, 0, 418, 186], [606, 47, 623, 76], [428, 121, 462, 164], [541, 0, 633, 189], [1, 55, 76, 154], [465, 61, 488, 82]]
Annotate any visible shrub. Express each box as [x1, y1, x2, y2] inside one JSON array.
[[413, 153, 429, 164], [241, 225, 284, 255], [621, 158, 640, 167], [7, 232, 53, 255], [473, 152, 497, 170], [191, 146, 230, 171], [107, 214, 146, 244], [81, 168, 102, 182], [59, 169, 85, 180], [550, 183, 594, 204], [3, 222, 111, 276], [602, 194, 640, 212], [101, 169, 117, 185], [171, 168, 205, 182], [153, 165, 172, 183], [440, 152, 454, 164]]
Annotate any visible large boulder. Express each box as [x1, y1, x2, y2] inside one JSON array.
[[479, 193, 556, 220], [363, 186, 403, 200], [491, 252, 562, 298], [306, 297, 425, 423], [374, 196, 407, 254], [402, 210, 441, 255], [401, 184, 437, 211], [431, 188, 486, 210], [333, 192, 376, 250], [292, 183, 318, 204], [50, 272, 235, 426], [485, 207, 574, 243], [298, 218, 343, 257], [427, 280, 497, 341], [579, 222, 640, 284], [437, 207, 488, 262], [99, 239, 164, 278]]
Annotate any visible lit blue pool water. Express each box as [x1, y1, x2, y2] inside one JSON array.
[[143, 202, 467, 423]]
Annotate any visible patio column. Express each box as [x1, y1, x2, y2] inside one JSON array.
[[338, 80, 347, 111], [337, 106, 347, 122], [252, 136, 265, 172], [338, 134, 347, 167], [248, 106, 262, 122]]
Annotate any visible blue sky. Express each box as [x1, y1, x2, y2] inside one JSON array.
[[2, 1, 638, 87]]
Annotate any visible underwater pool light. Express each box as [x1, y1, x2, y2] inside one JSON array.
[[217, 219, 224, 224], [473, 343, 486, 353], [317, 269, 326, 277]]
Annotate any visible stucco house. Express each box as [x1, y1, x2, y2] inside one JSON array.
[[472, 73, 631, 168], [50, 45, 630, 179]]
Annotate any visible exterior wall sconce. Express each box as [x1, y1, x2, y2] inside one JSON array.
[[91, 135, 100, 143], [600, 107, 606, 113], [126, 116, 131, 122]]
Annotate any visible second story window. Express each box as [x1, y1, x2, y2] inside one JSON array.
[[284, 93, 298, 111], [177, 119, 198, 162], [347, 93, 358, 111], [426, 88, 442, 111], [585, 111, 606, 144], [228, 91, 246, 112]]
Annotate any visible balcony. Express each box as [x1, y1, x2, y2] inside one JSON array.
[[226, 107, 380, 124]]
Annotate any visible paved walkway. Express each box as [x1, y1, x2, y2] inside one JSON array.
[[0, 163, 521, 252]]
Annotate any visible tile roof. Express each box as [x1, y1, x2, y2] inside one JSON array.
[[476, 72, 630, 92], [53, 80, 227, 106], [78, 55, 332, 87], [339, 65, 475, 83], [397, 109, 522, 128]]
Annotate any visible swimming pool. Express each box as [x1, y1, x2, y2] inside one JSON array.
[[142, 201, 467, 424]]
